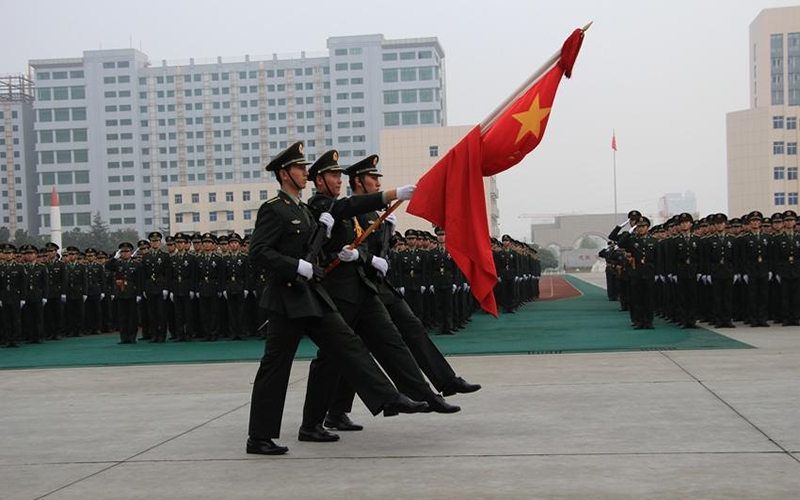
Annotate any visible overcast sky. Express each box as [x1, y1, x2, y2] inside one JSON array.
[[3, 0, 796, 239]]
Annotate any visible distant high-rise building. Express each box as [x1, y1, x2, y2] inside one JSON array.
[[727, 7, 800, 216], [0, 75, 37, 236], [29, 34, 446, 237]]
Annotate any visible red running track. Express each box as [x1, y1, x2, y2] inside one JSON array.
[[537, 275, 583, 301]]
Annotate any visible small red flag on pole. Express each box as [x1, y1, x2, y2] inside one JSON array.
[[611, 131, 617, 151]]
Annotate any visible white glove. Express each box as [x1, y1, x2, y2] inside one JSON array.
[[619, 219, 630, 227], [338, 246, 359, 262], [654, 276, 659, 283], [776, 275, 782, 284], [466, 284, 470, 292], [244, 290, 249, 299], [297, 259, 314, 280], [20, 300, 26, 308], [498, 277, 502, 283], [136, 296, 142, 303], [82, 295, 87, 302], [452, 284, 457, 294], [370, 256, 389, 276], [217, 292, 222, 298], [733, 274, 740, 284], [100, 293, 105, 300], [42, 298, 48, 305], [671, 275, 678, 284], [429, 285, 435, 293], [114, 249, 121, 259], [318, 212, 334, 238], [111, 295, 115, 300], [420, 286, 426, 294], [769, 271, 773, 281], [169, 292, 174, 302], [707, 276, 713, 285], [189, 291, 195, 299], [396, 184, 416, 201], [143, 291, 148, 299], [60, 294, 67, 303], [743, 274, 749, 284], [398, 286, 405, 295], [0, 300, 2, 307], [223, 291, 228, 299], [385, 213, 397, 230], [696, 273, 702, 282], [252, 290, 258, 298], [162, 289, 169, 300]]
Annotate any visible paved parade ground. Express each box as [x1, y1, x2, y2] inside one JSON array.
[[2, 272, 800, 499]]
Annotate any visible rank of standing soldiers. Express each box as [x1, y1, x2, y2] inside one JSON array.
[[0, 206, 538, 350], [600, 209, 800, 330]]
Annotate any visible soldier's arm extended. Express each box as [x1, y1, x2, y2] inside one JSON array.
[[250, 202, 297, 281]]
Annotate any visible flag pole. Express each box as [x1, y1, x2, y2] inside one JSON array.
[[480, 21, 592, 135], [613, 129, 618, 219]]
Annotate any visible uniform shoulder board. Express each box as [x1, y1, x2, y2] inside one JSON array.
[[266, 196, 279, 204]]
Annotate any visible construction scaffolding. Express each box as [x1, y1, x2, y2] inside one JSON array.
[[0, 75, 34, 103]]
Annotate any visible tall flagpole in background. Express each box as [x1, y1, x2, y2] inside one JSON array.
[[612, 130, 618, 219]]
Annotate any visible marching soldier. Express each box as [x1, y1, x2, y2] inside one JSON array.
[[247, 142, 428, 456]]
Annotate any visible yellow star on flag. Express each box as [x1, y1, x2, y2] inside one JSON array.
[[512, 94, 551, 144]]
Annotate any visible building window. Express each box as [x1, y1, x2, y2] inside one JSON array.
[[775, 192, 786, 205], [790, 142, 798, 155], [791, 192, 799, 205], [175, 194, 182, 204], [789, 167, 798, 180], [384, 112, 400, 127], [243, 191, 251, 201], [175, 213, 183, 223], [789, 117, 798, 129], [772, 33, 785, 105], [382, 69, 398, 83], [226, 191, 234, 202], [192, 213, 200, 223], [429, 146, 439, 157], [244, 210, 252, 220], [209, 212, 217, 222], [775, 166, 786, 180], [773, 115, 784, 129], [259, 190, 268, 200], [774, 141, 785, 154], [383, 53, 397, 61], [209, 192, 216, 203], [226, 211, 234, 221], [191, 193, 199, 203]]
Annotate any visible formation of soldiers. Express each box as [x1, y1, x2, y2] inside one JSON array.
[[600, 209, 800, 330], [492, 235, 542, 313]]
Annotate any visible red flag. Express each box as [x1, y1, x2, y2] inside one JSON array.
[[408, 29, 585, 316], [611, 132, 617, 151]]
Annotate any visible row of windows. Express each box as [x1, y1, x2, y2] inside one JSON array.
[[39, 149, 89, 164], [774, 192, 799, 205], [382, 50, 433, 61], [40, 191, 91, 207], [137, 66, 330, 86], [36, 71, 85, 80], [103, 75, 132, 84], [0, 111, 18, 119], [174, 189, 269, 206], [384, 110, 440, 127], [104, 90, 132, 98], [102, 61, 130, 69], [39, 170, 91, 185], [334, 62, 364, 72], [36, 86, 86, 101], [774, 166, 799, 180], [773, 115, 798, 129], [334, 77, 364, 86], [37, 107, 86, 122], [383, 88, 440, 105], [334, 47, 363, 56], [773, 141, 799, 154], [175, 209, 256, 224], [382, 66, 437, 83], [38, 128, 88, 144]]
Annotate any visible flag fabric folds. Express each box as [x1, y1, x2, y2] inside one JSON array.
[[408, 28, 585, 316]]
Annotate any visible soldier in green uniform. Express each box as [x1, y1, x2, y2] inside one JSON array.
[[616, 216, 657, 329], [1, 244, 28, 347], [83, 248, 105, 335], [772, 210, 800, 325], [222, 233, 249, 340], [140, 232, 170, 342], [20, 245, 48, 344], [106, 242, 141, 344], [195, 233, 224, 341], [63, 246, 88, 337], [43, 242, 67, 340], [247, 142, 429, 456], [169, 233, 196, 342], [741, 211, 771, 327]]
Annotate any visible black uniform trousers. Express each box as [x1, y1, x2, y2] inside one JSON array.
[[226, 293, 246, 339], [329, 297, 459, 416], [22, 300, 45, 343], [2, 301, 22, 344], [84, 295, 102, 334], [605, 270, 618, 300], [64, 298, 84, 336], [117, 298, 138, 343], [780, 277, 800, 324], [747, 275, 769, 324], [248, 311, 399, 440], [198, 296, 218, 339], [172, 295, 192, 341], [405, 289, 424, 321], [676, 271, 697, 326], [44, 299, 63, 339], [303, 293, 435, 429], [631, 277, 654, 326], [712, 273, 734, 325], [435, 285, 453, 335], [146, 293, 166, 341]]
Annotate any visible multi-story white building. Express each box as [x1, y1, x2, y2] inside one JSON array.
[[29, 34, 446, 237], [0, 75, 37, 236], [728, 7, 800, 215]]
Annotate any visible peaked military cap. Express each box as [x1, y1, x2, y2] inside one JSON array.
[[0, 243, 16, 252], [783, 210, 797, 221], [45, 242, 60, 251], [85, 247, 97, 255], [174, 233, 187, 242], [148, 231, 162, 241], [638, 216, 651, 227], [217, 234, 229, 244], [345, 155, 382, 177], [119, 242, 134, 251], [228, 233, 242, 244], [20, 244, 37, 254], [265, 141, 311, 172], [713, 213, 728, 223], [201, 232, 215, 243], [678, 212, 693, 223], [97, 251, 109, 258], [38, 248, 49, 256], [771, 212, 784, 223], [191, 233, 202, 243], [434, 226, 445, 236], [627, 210, 641, 219], [165, 236, 175, 244], [748, 210, 764, 221], [309, 149, 345, 178], [137, 239, 151, 249], [66, 246, 80, 254], [404, 229, 418, 239]]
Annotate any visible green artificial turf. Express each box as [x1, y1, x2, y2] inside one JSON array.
[[0, 275, 752, 370]]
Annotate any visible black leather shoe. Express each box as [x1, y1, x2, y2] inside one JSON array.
[[442, 376, 482, 397], [423, 394, 461, 414], [298, 424, 340, 442], [324, 413, 363, 431], [246, 438, 288, 455], [383, 394, 429, 417]]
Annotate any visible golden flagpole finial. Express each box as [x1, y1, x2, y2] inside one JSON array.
[[582, 21, 593, 32]]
